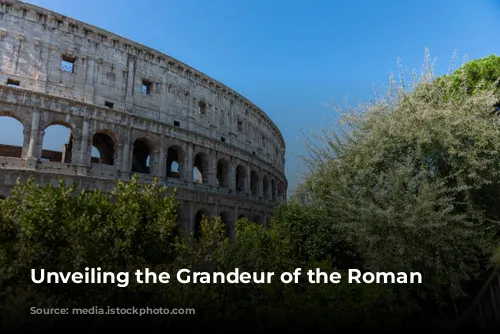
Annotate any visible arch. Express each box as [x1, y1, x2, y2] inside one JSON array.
[[167, 145, 184, 178], [253, 215, 262, 225], [131, 138, 151, 174], [193, 152, 208, 183], [0, 116, 24, 158], [41, 123, 73, 163], [194, 209, 210, 238], [250, 170, 259, 197], [216, 159, 229, 187], [219, 211, 232, 237], [42, 120, 74, 132], [271, 179, 277, 201], [91, 131, 115, 165], [235, 164, 246, 192], [237, 214, 246, 220], [0, 111, 28, 128], [262, 175, 270, 200]]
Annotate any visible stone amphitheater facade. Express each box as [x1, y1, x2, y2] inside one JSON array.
[[0, 0, 287, 235]]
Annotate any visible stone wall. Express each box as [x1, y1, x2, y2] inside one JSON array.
[[0, 0, 287, 236]]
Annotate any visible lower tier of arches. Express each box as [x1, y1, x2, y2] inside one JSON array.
[[0, 165, 276, 237]]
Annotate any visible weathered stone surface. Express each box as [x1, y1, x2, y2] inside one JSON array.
[[0, 0, 287, 235]]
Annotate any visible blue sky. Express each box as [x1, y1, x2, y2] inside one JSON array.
[[2, 0, 500, 192]]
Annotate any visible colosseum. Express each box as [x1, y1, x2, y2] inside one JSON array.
[[0, 0, 287, 235]]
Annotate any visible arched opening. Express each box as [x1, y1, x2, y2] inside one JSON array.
[[91, 132, 115, 165], [167, 146, 183, 178], [271, 179, 277, 201], [237, 214, 246, 220], [253, 215, 262, 225], [262, 176, 270, 200], [131, 138, 151, 174], [219, 211, 231, 237], [0, 115, 24, 158], [193, 152, 208, 183], [216, 159, 229, 187], [250, 170, 259, 197], [42, 123, 73, 163], [194, 209, 209, 238], [236, 165, 246, 192]]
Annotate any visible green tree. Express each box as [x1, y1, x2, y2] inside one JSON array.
[[435, 54, 500, 100], [0, 176, 182, 329]]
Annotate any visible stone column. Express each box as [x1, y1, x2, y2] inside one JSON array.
[[34, 130, 44, 161], [245, 165, 251, 194], [77, 119, 89, 176], [228, 159, 236, 191], [185, 143, 194, 182], [208, 150, 217, 186], [27, 108, 40, 158], [258, 168, 264, 199], [115, 143, 124, 172], [122, 143, 129, 173], [121, 128, 131, 176], [158, 147, 166, 179]]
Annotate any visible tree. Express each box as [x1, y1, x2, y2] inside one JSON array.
[[0, 176, 183, 330], [435, 54, 500, 101], [296, 52, 500, 316]]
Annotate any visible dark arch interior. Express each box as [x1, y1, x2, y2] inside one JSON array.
[[250, 170, 259, 196], [217, 159, 229, 187], [167, 147, 181, 178], [193, 153, 207, 183], [131, 139, 150, 174], [263, 176, 269, 200], [236, 165, 245, 192], [92, 132, 115, 165], [194, 210, 209, 238]]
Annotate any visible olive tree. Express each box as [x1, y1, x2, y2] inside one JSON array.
[[296, 51, 500, 312]]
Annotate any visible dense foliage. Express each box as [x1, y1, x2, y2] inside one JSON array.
[[1, 53, 500, 332], [435, 54, 500, 100], [0, 177, 401, 332]]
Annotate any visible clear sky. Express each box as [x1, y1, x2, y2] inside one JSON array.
[[2, 0, 500, 192]]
